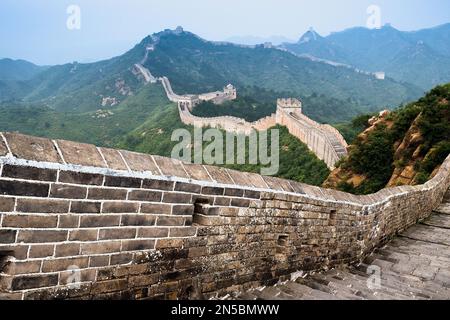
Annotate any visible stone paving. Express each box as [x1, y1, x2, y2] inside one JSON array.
[[233, 189, 450, 300]]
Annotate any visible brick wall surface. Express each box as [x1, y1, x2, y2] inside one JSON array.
[[0, 132, 449, 300]]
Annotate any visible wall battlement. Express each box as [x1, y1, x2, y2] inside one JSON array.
[[0, 132, 449, 300]]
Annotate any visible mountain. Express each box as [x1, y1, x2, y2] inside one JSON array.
[[0, 58, 48, 81], [225, 35, 295, 46], [0, 27, 422, 116], [324, 83, 450, 194], [140, 28, 420, 110], [282, 24, 450, 90]]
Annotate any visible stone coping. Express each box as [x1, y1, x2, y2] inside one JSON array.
[[1, 132, 450, 209]]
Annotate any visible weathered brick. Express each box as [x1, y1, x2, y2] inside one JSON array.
[[0, 244, 28, 260], [202, 186, 224, 196], [224, 188, 244, 197], [58, 215, 80, 228], [98, 228, 136, 240], [81, 241, 121, 255], [121, 239, 156, 251], [0, 197, 15, 212], [188, 247, 208, 258], [142, 179, 174, 191], [28, 244, 54, 258], [98, 147, 128, 171], [11, 274, 58, 290], [88, 188, 127, 200], [89, 255, 110, 267], [140, 203, 171, 214], [169, 227, 197, 237], [162, 192, 192, 204], [231, 198, 251, 207], [16, 198, 69, 213], [69, 229, 98, 242], [59, 268, 96, 285], [0, 230, 16, 244], [104, 176, 142, 188], [1, 165, 57, 182], [90, 279, 127, 295], [79, 215, 120, 228], [244, 190, 261, 199], [214, 197, 231, 206], [102, 202, 139, 213], [56, 139, 107, 168], [4, 133, 62, 163], [3, 259, 42, 276], [152, 155, 189, 179], [174, 182, 202, 194], [121, 214, 156, 226], [50, 184, 87, 199], [172, 205, 194, 216], [128, 190, 162, 202], [137, 227, 169, 238], [41, 256, 89, 272], [204, 165, 233, 184], [17, 230, 67, 243], [59, 171, 103, 186], [54, 243, 81, 257], [119, 150, 160, 174], [155, 238, 183, 249], [129, 274, 159, 287], [156, 216, 186, 226], [70, 201, 101, 214], [110, 252, 133, 265], [0, 180, 49, 197], [2, 214, 58, 228]]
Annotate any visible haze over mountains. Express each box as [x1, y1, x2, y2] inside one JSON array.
[[0, 26, 424, 115], [282, 23, 450, 89]]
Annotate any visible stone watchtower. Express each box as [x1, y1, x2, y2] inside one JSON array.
[[276, 98, 302, 123], [223, 84, 237, 100], [277, 98, 302, 112]]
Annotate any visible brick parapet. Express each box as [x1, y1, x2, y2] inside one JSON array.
[[0, 132, 449, 300]]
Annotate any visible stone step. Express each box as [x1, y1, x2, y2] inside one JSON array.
[[434, 203, 450, 215], [422, 213, 450, 229]]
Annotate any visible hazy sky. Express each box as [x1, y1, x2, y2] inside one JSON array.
[[1, 0, 449, 65]]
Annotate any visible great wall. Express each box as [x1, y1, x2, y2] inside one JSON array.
[[0, 132, 449, 300], [131, 26, 348, 169], [159, 76, 348, 170], [0, 27, 448, 300]]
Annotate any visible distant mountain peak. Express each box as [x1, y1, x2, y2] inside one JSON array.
[[298, 27, 322, 43]]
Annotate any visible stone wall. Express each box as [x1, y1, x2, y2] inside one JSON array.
[[160, 76, 347, 169], [179, 103, 276, 135], [1, 132, 449, 300], [276, 107, 347, 169]]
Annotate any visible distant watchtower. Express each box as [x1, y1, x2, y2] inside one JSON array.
[[277, 98, 302, 113], [224, 84, 237, 100]]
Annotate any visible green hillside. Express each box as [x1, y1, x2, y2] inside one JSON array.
[[0, 82, 330, 186], [325, 83, 450, 194]]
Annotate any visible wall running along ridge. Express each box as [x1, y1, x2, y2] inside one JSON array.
[[160, 76, 347, 169], [0, 132, 449, 300]]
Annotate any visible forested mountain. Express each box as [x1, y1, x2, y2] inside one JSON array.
[[282, 24, 450, 90]]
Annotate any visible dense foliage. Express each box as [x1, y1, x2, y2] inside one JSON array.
[[332, 84, 450, 194]]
